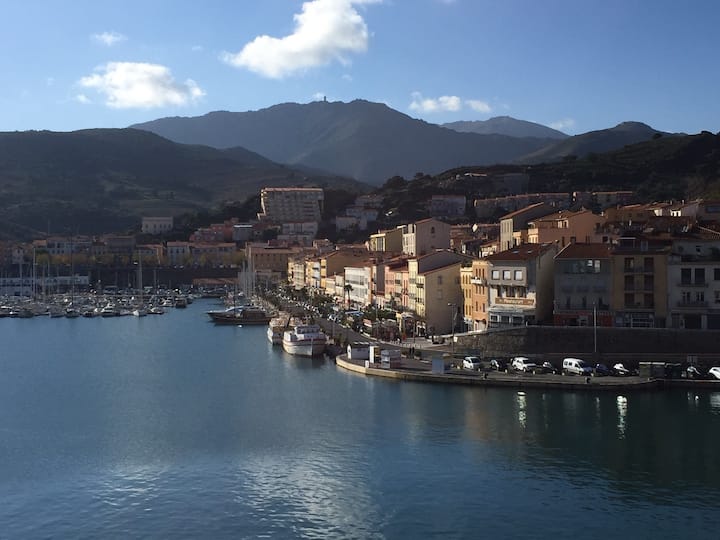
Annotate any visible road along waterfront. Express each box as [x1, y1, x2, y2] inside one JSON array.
[[0, 299, 718, 538]]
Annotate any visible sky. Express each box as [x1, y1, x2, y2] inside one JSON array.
[[2, 0, 720, 135]]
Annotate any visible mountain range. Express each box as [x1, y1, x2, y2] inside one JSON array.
[[133, 100, 671, 185], [0, 99, 711, 240], [442, 116, 568, 140]]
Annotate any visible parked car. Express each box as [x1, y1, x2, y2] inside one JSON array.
[[708, 367, 720, 380], [594, 363, 611, 377], [563, 358, 593, 376], [537, 361, 557, 374], [490, 358, 508, 371], [463, 356, 482, 371], [511, 357, 538, 373], [685, 365, 705, 379], [612, 363, 632, 377]]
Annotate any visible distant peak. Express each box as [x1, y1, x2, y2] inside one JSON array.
[[614, 121, 654, 131]]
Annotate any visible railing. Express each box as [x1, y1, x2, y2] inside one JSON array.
[[677, 300, 708, 308], [678, 281, 707, 288]]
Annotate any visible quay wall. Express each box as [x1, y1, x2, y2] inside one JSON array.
[[335, 356, 661, 392], [453, 327, 720, 368]]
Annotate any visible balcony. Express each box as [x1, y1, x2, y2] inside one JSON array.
[[677, 300, 708, 308], [624, 266, 655, 274], [678, 281, 707, 288], [624, 302, 654, 310]]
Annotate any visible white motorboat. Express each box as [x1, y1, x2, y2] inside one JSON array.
[[282, 324, 327, 357]]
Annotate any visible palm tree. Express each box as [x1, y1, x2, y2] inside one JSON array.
[[344, 284, 353, 309]]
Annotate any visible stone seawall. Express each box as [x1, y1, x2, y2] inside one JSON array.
[[453, 327, 720, 368]]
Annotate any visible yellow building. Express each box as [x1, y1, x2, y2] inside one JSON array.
[[526, 209, 604, 247], [368, 227, 404, 252]]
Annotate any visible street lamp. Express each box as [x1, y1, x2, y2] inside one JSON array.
[[448, 302, 456, 356]]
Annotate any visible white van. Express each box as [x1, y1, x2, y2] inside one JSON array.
[[563, 357, 593, 376]]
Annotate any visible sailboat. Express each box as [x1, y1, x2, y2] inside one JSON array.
[[132, 250, 147, 316], [65, 237, 81, 318]]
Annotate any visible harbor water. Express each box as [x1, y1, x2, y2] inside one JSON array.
[[0, 300, 718, 538]]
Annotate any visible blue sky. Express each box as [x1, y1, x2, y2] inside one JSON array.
[[2, 0, 719, 135]]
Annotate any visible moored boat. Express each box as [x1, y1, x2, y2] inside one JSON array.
[[282, 324, 327, 357], [207, 305, 271, 325]]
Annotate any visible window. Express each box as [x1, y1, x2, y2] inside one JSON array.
[[514, 270, 523, 280], [437, 275, 443, 285], [503, 270, 511, 280], [624, 257, 634, 271], [695, 291, 705, 302], [681, 268, 691, 285], [695, 268, 705, 285], [491, 270, 500, 279], [682, 291, 692, 303], [715, 268, 720, 281], [715, 291, 720, 304]]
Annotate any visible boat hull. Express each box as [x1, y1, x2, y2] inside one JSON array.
[[282, 340, 327, 357]]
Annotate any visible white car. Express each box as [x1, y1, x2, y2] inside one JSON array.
[[463, 356, 482, 370], [708, 367, 720, 380], [511, 357, 538, 373]]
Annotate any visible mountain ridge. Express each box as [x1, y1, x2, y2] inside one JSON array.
[[442, 116, 569, 139], [132, 100, 557, 185]]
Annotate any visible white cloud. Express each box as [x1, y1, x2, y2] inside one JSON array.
[[46, 77, 55, 86], [549, 118, 575, 131], [409, 92, 461, 113], [222, 0, 381, 78], [78, 62, 205, 109], [342, 73, 353, 82], [91, 31, 127, 46], [466, 99, 492, 113], [75, 93, 92, 104], [312, 92, 326, 101], [191, 45, 204, 52], [409, 92, 493, 114]]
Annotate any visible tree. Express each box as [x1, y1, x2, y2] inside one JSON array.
[[344, 283, 353, 308]]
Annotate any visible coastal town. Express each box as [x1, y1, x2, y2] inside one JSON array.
[[3, 182, 720, 378]]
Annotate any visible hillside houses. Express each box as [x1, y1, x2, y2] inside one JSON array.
[[7, 183, 720, 334]]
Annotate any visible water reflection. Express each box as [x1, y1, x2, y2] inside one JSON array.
[[710, 393, 720, 415], [616, 395, 628, 439]]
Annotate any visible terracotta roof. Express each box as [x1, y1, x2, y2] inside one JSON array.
[[555, 242, 612, 260], [499, 202, 548, 220], [485, 243, 554, 261], [528, 209, 591, 223]]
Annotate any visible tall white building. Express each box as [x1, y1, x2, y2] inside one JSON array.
[[258, 188, 324, 223]]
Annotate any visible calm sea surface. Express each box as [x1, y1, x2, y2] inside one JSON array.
[[1, 299, 719, 539]]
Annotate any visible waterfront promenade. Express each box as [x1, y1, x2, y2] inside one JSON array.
[[334, 354, 664, 391]]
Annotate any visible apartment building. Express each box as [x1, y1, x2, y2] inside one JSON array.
[[553, 243, 613, 326], [141, 217, 174, 235], [368, 227, 403, 252], [467, 258, 491, 332], [245, 242, 305, 279], [667, 235, 720, 329], [257, 187, 324, 223], [402, 218, 451, 256], [526, 209, 605, 247], [383, 258, 409, 311], [484, 243, 557, 328], [610, 237, 670, 328], [414, 262, 464, 335], [499, 203, 555, 251]]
